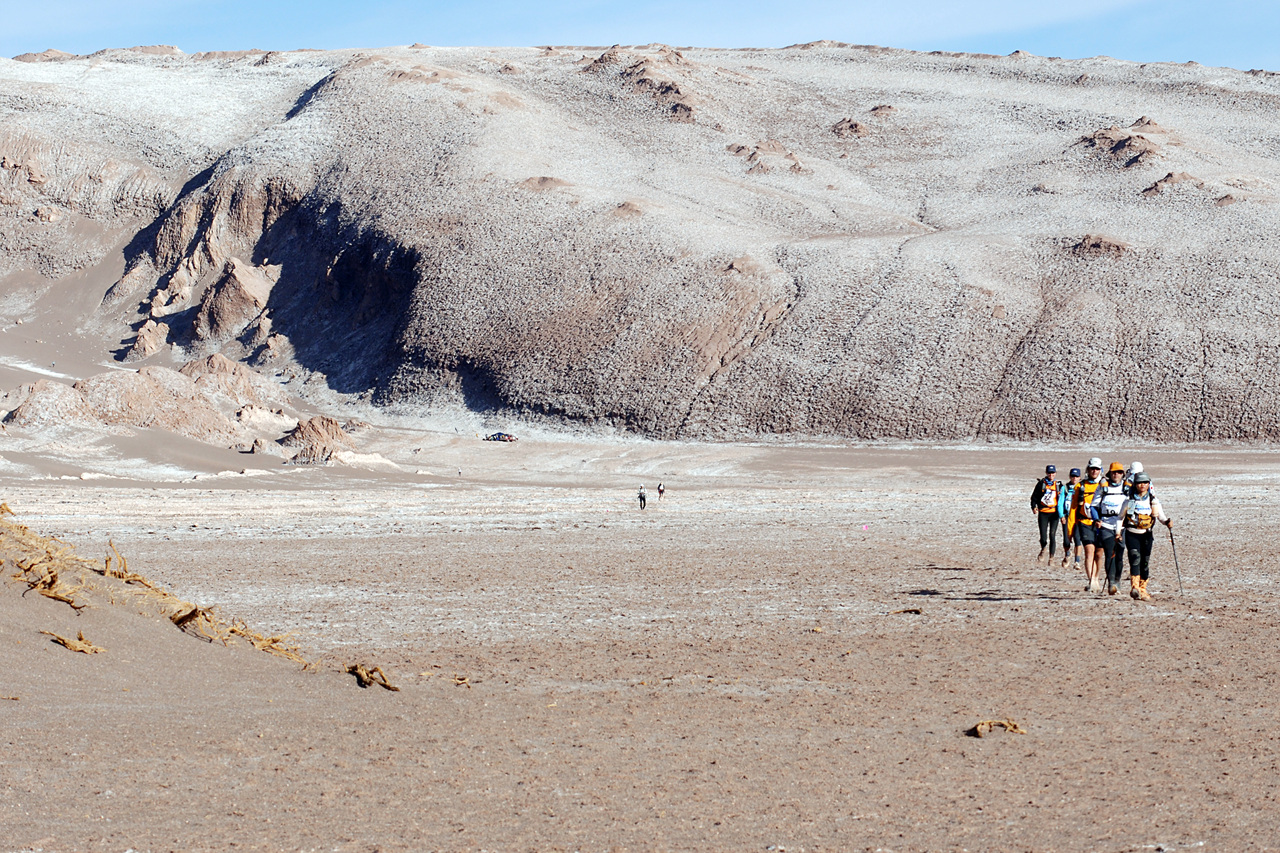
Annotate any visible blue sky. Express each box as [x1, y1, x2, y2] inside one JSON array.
[[4, 0, 1277, 72]]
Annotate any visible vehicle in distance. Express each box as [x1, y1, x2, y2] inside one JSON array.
[[484, 432, 518, 442]]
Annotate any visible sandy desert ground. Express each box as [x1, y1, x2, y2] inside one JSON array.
[[4, 436, 1280, 851]]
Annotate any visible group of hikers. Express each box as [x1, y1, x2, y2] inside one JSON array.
[[1031, 458, 1174, 599]]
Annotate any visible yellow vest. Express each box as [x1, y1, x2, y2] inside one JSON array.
[[1074, 478, 1103, 527]]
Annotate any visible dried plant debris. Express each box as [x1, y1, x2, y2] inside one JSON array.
[[966, 719, 1027, 738], [3, 503, 93, 611], [2, 505, 309, 667], [348, 664, 400, 691], [104, 540, 156, 588], [41, 630, 105, 654], [230, 621, 309, 665]]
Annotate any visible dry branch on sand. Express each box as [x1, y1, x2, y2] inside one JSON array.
[[347, 664, 400, 691], [104, 540, 157, 588], [41, 630, 105, 654], [966, 719, 1027, 738]]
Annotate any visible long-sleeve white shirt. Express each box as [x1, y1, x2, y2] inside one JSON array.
[[1120, 493, 1169, 535]]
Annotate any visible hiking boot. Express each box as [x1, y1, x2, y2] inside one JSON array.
[[1129, 577, 1141, 599], [1138, 577, 1152, 601], [1108, 584, 1118, 596]]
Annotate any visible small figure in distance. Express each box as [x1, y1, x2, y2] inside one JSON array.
[[1058, 467, 1082, 569], [638, 484, 647, 510], [1030, 464, 1061, 565], [657, 482, 665, 501], [1121, 471, 1172, 600]]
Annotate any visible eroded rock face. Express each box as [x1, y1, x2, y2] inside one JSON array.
[[125, 320, 170, 361], [3, 370, 243, 444], [1, 357, 289, 447], [2, 380, 98, 430], [192, 259, 277, 343], [179, 352, 289, 409], [280, 415, 354, 464], [73, 367, 244, 444]]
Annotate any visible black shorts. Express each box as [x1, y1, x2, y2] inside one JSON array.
[[1078, 523, 1097, 546]]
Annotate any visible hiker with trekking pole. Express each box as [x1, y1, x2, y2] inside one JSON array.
[[1121, 472, 1174, 599]]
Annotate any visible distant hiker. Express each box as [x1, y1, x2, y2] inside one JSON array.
[[1124, 461, 1151, 497], [1121, 472, 1172, 600], [1058, 467, 1082, 569], [1071, 458, 1105, 592], [1090, 461, 1130, 596], [657, 482, 665, 500], [638, 485, 647, 510], [1030, 464, 1060, 564]]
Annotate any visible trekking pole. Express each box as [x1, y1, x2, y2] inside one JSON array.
[[1168, 526, 1185, 597]]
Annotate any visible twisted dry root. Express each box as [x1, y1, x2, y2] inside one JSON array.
[[966, 719, 1027, 738], [40, 630, 105, 654], [348, 664, 400, 691]]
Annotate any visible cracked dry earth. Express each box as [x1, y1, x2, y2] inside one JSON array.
[[2, 444, 1280, 851]]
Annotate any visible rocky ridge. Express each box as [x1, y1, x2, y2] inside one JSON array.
[[3, 43, 1280, 442]]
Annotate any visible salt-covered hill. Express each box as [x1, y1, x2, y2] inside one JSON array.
[[3, 42, 1280, 442]]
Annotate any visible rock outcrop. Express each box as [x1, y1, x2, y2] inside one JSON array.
[[1, 356, 294, 448], [178, 353, 289, 410], [124, 320, 170, 361], [190, 259, 277, 342], [280, 415, 354, 464], [3, 369, 243, 445]]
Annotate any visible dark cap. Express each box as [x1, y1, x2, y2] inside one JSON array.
[[1069, 468, 1081, 477], [1045, 464, 1056, 474]]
